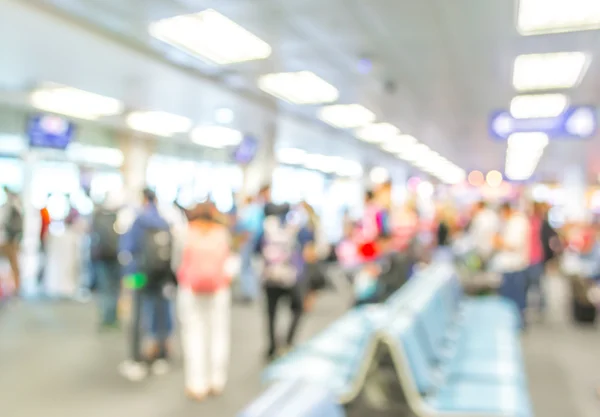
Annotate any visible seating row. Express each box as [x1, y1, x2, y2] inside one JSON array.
[[239, 262, 533, 417]]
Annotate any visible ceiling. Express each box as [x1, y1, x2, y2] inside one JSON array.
[[2, 0, 600, 182]]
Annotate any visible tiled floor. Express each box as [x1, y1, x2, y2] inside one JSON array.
[[1, 274, 599, 417]]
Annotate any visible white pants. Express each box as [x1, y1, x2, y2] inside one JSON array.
[[177, 286, 231, 393]]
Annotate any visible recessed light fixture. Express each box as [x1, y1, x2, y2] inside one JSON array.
[[369, 167, 390, 184], [510, 94, 569, 119], [355, 123, 400, 144], [335, 160, 363, 178], [277, 148, 307, 165], [318, 104, 376, 129], [215, 108, 234, 124], [30, 83, 123, 120], [486, 170, 503, 188], [517, 0, 600, 36], [191, 126, 243, 148], [127, 111, 192, 137], [505, 132, 549, 180], [513, 52, 589, 92], [258, 71, 339, 104], [149, 9, 272, 65]]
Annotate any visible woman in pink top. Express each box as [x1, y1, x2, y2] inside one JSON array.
[[527, 202, 546, 313], [174, 203, 232, 401]]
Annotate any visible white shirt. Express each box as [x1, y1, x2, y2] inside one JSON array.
[[494, 213, 530, 273], [469, 208, 500, 259]]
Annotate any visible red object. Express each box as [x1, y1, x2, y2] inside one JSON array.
[[40, 207, 51, 240], [358, 241, 378, 261]]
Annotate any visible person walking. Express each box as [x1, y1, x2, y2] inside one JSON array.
[[173, 203, 233, 401], [259, 201, 314, 360], [0, 187, 23, 296], [90, 192, 122, 329], [494, 202, 530, 329], [119, 188, 174, 381]]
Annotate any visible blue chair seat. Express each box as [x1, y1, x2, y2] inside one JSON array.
[[445, 357, 525, 384], [462, 297, 519, 327], [263, 355, 352, 396], [428, 381, 533, 417]]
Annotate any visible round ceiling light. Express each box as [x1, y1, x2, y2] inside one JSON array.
[[486, 170, 503, 188], [467, 170, 485, 187]]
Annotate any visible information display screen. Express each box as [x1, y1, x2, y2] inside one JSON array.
[[231, 134, 258, 164], [27, 114, 75, 150]]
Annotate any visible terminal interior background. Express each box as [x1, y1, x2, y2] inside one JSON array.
[[1, 0, 600, 416]]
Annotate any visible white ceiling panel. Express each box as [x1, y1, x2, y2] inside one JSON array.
[[4, 0, 600, 181]]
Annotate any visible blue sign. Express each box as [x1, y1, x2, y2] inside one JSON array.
[[489, 106, 597, 140], [232, 134, 258, 164], [27, 114, 75, 149]]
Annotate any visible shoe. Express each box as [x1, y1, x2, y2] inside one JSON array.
[[118, 360, 148, 382], [210, 384, 225, 396], [265, 347, 277, 362], [186, 388, 208, 402], [151, 359, 171, 376]]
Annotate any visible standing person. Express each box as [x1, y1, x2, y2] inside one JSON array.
[[540, 203, 559, 266], [494, 202, 530, 329], [468, 201, 500, 266], [173, 203, 233, 401], [237, 195, 263, 303], [90, 192, 122, 329], [299, 201, 327, 312], [0, 187, 23, 295], [38, 194, 51, 287], [118, 188, 174, 381], [259, 200, 314, 360], [527, 202, 546, 315]]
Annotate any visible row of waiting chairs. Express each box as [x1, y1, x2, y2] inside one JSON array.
[[239, 262, 533, 417]]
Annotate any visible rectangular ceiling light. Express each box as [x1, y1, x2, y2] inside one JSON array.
[[318, 104, 376, 129], [513, 52, 589, 91], [277, 148, 307, 165], [30, 83, 123, 120], [258, 71, 339, 104], [191, 126, 242, 148], [335, 160, 363, 178], [149, 9, 272, 65], [510, 94, 569, 119], [518, 0, 600, 35], [127, 111, 192, 137], [355, 123, 400, 144], [381, 134, 418, 153]]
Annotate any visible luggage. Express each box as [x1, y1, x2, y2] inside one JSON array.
[[569, 274, 597, 324], [90, 209, 119, 260]]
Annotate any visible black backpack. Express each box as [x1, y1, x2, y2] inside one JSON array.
[[138, 227, 173, 287], [91, 209, 119, 261], [6, 205, 23, 241]]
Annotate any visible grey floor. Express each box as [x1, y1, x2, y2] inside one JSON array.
[[1, 276, 599, 417]]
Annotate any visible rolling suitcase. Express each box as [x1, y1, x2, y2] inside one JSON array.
[[569, 274, 597, 324]]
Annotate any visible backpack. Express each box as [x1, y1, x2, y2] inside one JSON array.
[[177, 222, 231, 293], [90, 209, 119, 261], [261, 215, 300, 288], [138, 227, 173, 287], [6, 205, 23, 241]]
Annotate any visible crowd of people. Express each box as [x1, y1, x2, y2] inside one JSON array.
[[2, 179, 599, 401]]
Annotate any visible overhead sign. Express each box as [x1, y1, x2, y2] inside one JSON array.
[[489, 106, 597, 140], [27, 114, 76, 150], [231, 134, 258, 164]]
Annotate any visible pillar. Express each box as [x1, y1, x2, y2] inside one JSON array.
[[120, 136, 154, 206]]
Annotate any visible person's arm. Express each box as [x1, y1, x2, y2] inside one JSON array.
[[120, 216, 142, 257]]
